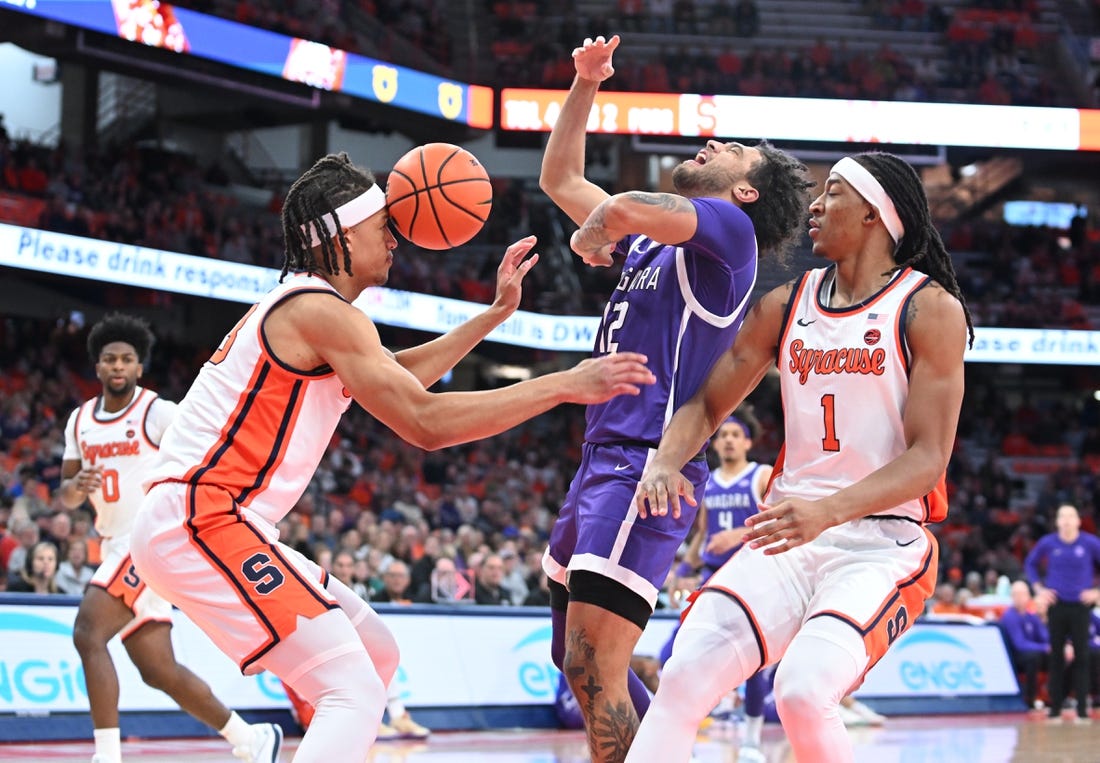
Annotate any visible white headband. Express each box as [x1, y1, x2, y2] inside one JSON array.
[[831, 157, 905, 244], [301, 184, 386, 247]]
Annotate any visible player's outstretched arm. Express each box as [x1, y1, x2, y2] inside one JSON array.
[[300, 296, 656, 451], [743, 284, 967, 554], [539, 35, 619, 227], [393, 236, 539, 386], [635, 283, 789, 519], [570, 191, 698, 265]]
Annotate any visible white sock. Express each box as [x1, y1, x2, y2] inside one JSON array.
[[93, 728, 121, 763], [743, 714, 764, 747], [387, 697, 407, 720], [218, 711, 254, 749]]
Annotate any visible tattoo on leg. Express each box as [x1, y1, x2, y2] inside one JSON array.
[[565, 627, 601, 711], [591, 698, 638, 762], [564, 627, 639, 762]]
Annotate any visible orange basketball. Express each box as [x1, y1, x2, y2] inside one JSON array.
[[386, 143, 492, 250]]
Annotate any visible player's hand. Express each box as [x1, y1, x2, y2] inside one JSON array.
[[1035, 586, 1057, 611], [705, 528, 749, 555], [562, 352, 655, 405], [1080, 588, 1100, 606], [573, 35, 620, 83], [76, 465, 103, 495], [743, 497, 833, 555], [634, 461, 697, 520], [569, 229, 615, 267], [491, 235, 539, 314]]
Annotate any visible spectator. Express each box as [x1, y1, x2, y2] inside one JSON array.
[[474, 553, 511, 606], [8, 540, 59, 594], [5, 517, 39, 580], [372, 560, 413, 603], [332, 550, 369, 600], [55, 537, 94, 595], [498, 547, 529, 605], [1000, 580, 1050, 710], [415, 556, 471, 603]]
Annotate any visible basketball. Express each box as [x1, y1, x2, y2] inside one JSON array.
[[386, 143, 492, 250]]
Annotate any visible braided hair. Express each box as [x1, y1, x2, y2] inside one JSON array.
[[852, 152, 975, 347], [87, 313, 154, 364], [280, 152, 378, 281], [741, 140, 815, 261]]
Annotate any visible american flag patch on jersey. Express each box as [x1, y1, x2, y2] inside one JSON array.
[[867, 312, 888, 324]]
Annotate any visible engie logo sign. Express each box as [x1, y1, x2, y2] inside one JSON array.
[[0, 611, 87, 710], [858, 623, 1018, 697], [512, 625, 560, 699]]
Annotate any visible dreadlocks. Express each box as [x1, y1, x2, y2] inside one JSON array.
[[280, 152, 378, 281], [852, 152, 975, 347], [741, 140, 816, 261], [87, 313, 154, 364]]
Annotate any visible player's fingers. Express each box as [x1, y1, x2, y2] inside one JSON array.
[[606, 34, 621, 51], [671, 493, 683, 520], [504, 235, 536, 261], [609, 351, 648, 364], [515, 252, 539, 279], [682, 480, 697, 507], [594, 35, 605, 45], [634, 487, 650, 519]]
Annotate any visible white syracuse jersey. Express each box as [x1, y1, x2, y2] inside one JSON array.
[[63, 387, 176, 538], [767, 266, 948, 523], [146, 273, 352, 526]]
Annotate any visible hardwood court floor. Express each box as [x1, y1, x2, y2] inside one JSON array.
[[1, 714, 1098, 762]]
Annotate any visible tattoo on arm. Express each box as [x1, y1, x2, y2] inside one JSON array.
[[574, 204, 616, 255], [622, 192, 694, 214]]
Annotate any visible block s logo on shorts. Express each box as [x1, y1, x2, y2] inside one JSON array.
[[242, 553, 286, 595], [122, 564, 141, 589], [886, 606, 909, 646]]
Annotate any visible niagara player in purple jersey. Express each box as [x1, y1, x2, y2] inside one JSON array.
[[538, 34, 813, 763], [684, 410, 772, 581]]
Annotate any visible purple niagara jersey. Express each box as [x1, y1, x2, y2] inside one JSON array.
[[700, 462, 764, 574], [544, 197, 759, 609]]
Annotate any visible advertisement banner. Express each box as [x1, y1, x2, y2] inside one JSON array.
[[3, 221, 1097, 361], [855, 623, 1018, 698], [0, 602, 679, 713], [500, 88, 1100, 151]]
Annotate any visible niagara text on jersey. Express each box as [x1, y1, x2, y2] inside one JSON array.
[[767, 266, 948, 523]]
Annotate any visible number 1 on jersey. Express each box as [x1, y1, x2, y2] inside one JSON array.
[[820, 394, 840, 452]]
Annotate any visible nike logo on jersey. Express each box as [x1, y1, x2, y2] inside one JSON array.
[[895, 537, 919, 547], [797, 318, 816, 326], [614, 463, 631, 471]]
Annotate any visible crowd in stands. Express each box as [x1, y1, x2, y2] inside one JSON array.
[[171, 0, 453, 72], [107, 0, 1078, 108], [484, 0, 1067, 107]]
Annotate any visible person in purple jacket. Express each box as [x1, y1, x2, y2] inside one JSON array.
[[1000, 580, 1051, 710], [1025, 504, 1100, 722], [537, 34, 813, 763]]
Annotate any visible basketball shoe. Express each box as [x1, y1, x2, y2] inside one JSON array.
[[232, 722, 283, 763]]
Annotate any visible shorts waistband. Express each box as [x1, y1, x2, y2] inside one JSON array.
[[588, 439, 707, 462]]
